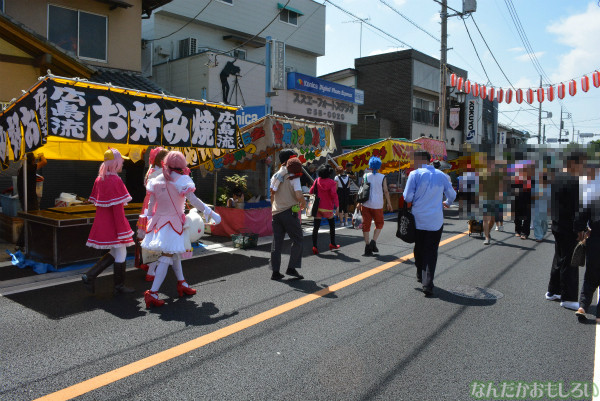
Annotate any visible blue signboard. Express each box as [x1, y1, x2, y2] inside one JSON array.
[[236, 105, 267, 128], [287, 72, 364, 105]]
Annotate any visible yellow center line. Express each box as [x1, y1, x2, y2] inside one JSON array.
[[35, 231, 468, 401]]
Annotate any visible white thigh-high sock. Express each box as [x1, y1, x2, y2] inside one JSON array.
[[150, 256, 172, 292], [110, 246, 127, 263], [171, 254, 185, 282], [147, 261, 158, 275]]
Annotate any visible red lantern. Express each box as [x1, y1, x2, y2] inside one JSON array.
[[457, 77, 464, 91], [569, 80, 577, 96], [581, 75, 590, 92], [487, 87, 495, 102], [593, 71, 600, 88], [537, 87, 545, 103], [497, 88, 504, 103], [479, 85, 487, 100], [515, 88, 523, 104], [505, 88, 513, 104], [557, 82, 565, 99], [464, 80, 471, 94], [451, 73, 457, 87], [472, 83, 479, 97], [547, 85, 555, 102], [526, 89, 534, 104]]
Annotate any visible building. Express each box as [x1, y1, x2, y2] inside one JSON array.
[[346, 49, 469, 159], [498, 123, 529, 146]]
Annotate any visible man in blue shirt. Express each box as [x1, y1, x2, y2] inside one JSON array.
[[403, 150, 456, 296]]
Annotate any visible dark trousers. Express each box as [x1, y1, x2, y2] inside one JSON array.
[[414, 225, 444, 291], [270, 209, 303, 272], [515, 216, 531, 237], [579, 236, 600, 316], [548, 230, 579, 302], [312, 218, 335, 247]]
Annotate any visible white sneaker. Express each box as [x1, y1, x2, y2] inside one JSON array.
[[495, 226, 499, 231], [499, 226, 504, 231], [545, 292, 561, 301], [560, 301, 579, 310], [484, 238, 490, 245]]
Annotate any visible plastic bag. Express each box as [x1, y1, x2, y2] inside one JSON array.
[[353, 208, 362, 229]]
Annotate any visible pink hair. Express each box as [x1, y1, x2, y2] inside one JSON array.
[[162, 151, 190, 181], [98, 149, 124, 180]]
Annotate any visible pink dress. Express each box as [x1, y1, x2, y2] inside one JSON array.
[[86, 174, 135, 249], [309, 178, 339, 219], [141, 173, 196, 254]]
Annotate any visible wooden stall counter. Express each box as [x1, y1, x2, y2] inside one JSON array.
[[18, 203, 142, 267]]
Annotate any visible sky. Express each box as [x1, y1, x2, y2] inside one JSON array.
[[315, 0, 600, 145]]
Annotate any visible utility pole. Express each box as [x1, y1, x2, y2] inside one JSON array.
[[559, 105, 563, 143], [543, 124, 546, 144], [537, 76, 542, 145], [439, 0, 448, 144]]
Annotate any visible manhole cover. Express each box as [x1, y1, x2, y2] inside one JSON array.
[[448, 285, 504, 300]]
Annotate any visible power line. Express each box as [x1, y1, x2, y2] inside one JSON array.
[[379, 0, 440, 43], [461, 18, 491, 85], [323, 0, 414, 49], [469, 15, 515, 89], [147, 0, 214, 41]]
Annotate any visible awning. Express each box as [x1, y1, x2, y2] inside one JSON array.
[[277, 2, 304, 15], [0, 75, 241, 169], [194, 115, 336, 174], [412, 137, 447, 160], [334, 138, 422, 175]]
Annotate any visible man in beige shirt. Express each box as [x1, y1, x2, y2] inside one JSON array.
[[269, 150, 306, 280]]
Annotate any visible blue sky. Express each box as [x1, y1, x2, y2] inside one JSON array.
[[316, 0, 600, 145]]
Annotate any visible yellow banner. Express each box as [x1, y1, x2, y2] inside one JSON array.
[[334, 139, 421, 174]]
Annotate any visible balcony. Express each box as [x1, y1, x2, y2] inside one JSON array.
[[412, 108, 439, 127]]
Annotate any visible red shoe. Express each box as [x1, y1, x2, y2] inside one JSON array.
[[144, 290, 165, 308], [138, 264, 149, 272], [145, 274, 155, 282], [177, 280, 197, 297], [312, 246, 319, 255], [329, 244, 341, 250]]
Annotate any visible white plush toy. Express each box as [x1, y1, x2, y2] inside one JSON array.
[[182, 208, 205, 259]]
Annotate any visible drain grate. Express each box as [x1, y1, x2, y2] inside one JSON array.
[[448, 285, 504, 300]]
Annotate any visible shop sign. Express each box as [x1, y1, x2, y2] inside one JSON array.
[[287, 72, 364, 105]]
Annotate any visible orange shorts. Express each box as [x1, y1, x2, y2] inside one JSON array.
[[361, 206, 384, 232]]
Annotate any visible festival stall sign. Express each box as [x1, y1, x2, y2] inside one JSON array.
[[412, 137, 447, 161], [333, 139, 422, 175], [0, 75, 242, 169], [193, 115, 337, 174], [446, 152, 488, 174]]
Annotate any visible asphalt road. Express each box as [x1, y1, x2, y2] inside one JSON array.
[[0, 214, 596, 401]]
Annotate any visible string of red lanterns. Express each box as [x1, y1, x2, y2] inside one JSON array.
[[449, 71, 600, 104]]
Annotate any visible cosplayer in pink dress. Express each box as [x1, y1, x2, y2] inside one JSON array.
[[136, 147, 169, 281], [140, 151, 221, 308], [82, 148, 135, 294]]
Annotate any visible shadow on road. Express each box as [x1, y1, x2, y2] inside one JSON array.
[[284, 279, 338, 299], [413, 287, 497, 307], [149, 299, 239, 326]]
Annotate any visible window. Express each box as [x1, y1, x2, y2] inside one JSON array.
[[232, 49, 246, 60], [412, 97, 438, 126], [279, 8, 299, 25], [48, 5, 107, 61], [0, 0, 4, 12]]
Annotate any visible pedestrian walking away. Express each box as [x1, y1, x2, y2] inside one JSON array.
[[403, 150, 456, 297], [82, 148, 136, 295], [269, 150, 307, 281], [139, 151, 221, 308], [334, 166, 351, 227], [546, 150, 585, 311], [311, 164, 340, 254], [358, 156, 393, 256]]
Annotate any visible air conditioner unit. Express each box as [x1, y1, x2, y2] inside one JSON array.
[[155, 45, 170, 57], [178, 37, 197, 58], [232, 49, 246, 60]]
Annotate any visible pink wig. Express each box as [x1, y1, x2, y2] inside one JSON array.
[[162, 151, 190, 181], [98, 149, 124, 180]]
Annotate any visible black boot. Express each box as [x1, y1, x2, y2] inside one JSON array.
[[363, 243, 373, 256], [370, 240, 379, 253], [113, 262, 135, 293], [82, 253, 115, 294]]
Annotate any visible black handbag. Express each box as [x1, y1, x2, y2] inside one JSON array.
[[396, 203, 416, 243], [356, 174, 371, 203], [571, 240, 586, 268], [307, 178, 320, 217]]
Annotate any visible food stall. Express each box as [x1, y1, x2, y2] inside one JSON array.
[[193, 115, 337, 237], [0, 74, 241, 266], [333, 138, 422, 210]]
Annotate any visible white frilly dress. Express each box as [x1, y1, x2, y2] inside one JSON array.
[[140, 172, 213, 254]]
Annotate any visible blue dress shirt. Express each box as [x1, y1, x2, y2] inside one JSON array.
[[403, 165, 457, 231]]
